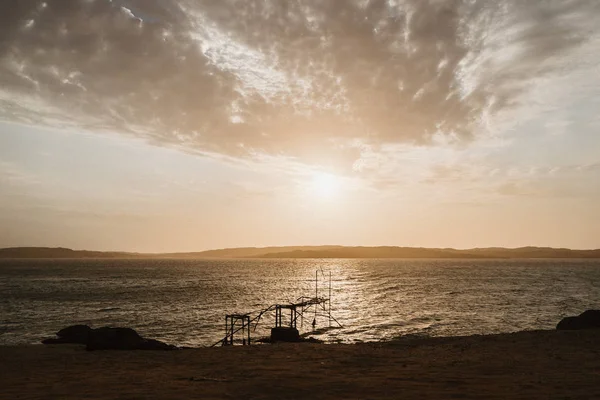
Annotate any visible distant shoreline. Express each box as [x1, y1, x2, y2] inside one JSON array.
[[2, 257, 600, 261], [1, 245, 600, 259]]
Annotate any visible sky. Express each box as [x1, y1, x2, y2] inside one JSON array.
[[1, 0, 599, 252]]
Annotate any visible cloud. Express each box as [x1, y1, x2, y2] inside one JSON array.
[[0, 160, 40, 187], [0, 0, 598, 169]]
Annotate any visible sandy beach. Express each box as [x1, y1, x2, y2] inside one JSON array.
[[1, 329, 599, 399]]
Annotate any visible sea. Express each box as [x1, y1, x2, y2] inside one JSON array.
[[1, 258, 599, 347]]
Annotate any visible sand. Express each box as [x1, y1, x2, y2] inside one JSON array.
[[1, 329, 599, 399]]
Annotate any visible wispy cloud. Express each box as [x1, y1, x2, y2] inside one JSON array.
[[1, 0, 598, 171], [0, 160, 40, 187]]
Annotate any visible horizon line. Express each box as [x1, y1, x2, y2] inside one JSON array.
[[2, 244, 600, 254]]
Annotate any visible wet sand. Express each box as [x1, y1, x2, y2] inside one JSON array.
[[1, 329, 599, 399]]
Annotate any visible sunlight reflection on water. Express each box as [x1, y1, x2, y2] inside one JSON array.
[[1, 259, 599, 346]]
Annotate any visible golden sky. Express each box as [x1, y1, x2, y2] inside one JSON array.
[[1, 1, 599, 251]]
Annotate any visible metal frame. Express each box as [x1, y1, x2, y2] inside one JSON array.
[[212, 270, 342, 347]]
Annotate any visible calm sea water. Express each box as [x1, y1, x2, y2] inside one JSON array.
[[1, 259, 599, 347]]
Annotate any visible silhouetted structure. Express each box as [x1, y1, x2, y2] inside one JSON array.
[[224, 314, 251, 345], [213, 270, 341, 346]]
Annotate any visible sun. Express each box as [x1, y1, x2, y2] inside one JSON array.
[[310, 172, 340, 199]]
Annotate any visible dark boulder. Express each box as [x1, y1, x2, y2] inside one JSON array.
[[42, 325, 176, 350], [86, 327, 145, 351], [42, 324, 92, 344], [557, 310, 600, 330], [41, 338, 73, 344], [270, 327, 300, 342], [138, 338, 178, 351]]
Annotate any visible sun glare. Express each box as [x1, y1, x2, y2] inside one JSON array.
[[310, 172, 340, 199]]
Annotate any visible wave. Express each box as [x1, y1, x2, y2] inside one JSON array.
[[98, 307, 122, 313]]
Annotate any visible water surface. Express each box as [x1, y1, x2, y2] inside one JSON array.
[[1, 258, 599, 346]]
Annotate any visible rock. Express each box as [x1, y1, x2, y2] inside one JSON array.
[[301, 336, 323, 344], [138, 338, 177, 351], [256, 334, 322, 344], [41, 338, 74, 345], [557, 316, 579, 330], [86, 327, 145, 350], [557, 310, 600, 330], [42, 325, 176, 350], [270, 327, 300, 342], [48, 324, 92, 344]]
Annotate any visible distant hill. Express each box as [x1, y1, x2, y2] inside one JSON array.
[[0, 247, 142, 259], [158, 245, 345, 259], [461, 247, 600, 259], [253, 247, 482, 259], [251, 246, 600, 259], [1, 246, 599, 259]]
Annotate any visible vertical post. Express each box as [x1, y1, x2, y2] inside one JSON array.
[[329, 271, 332, 327], [225, 316, 228, 346], [314, 270, 318, 326], [247, 316, 251, 345]]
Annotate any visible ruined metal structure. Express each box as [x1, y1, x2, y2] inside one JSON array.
[[224, 314, 251, 345], [212, 270, 341, 346]]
